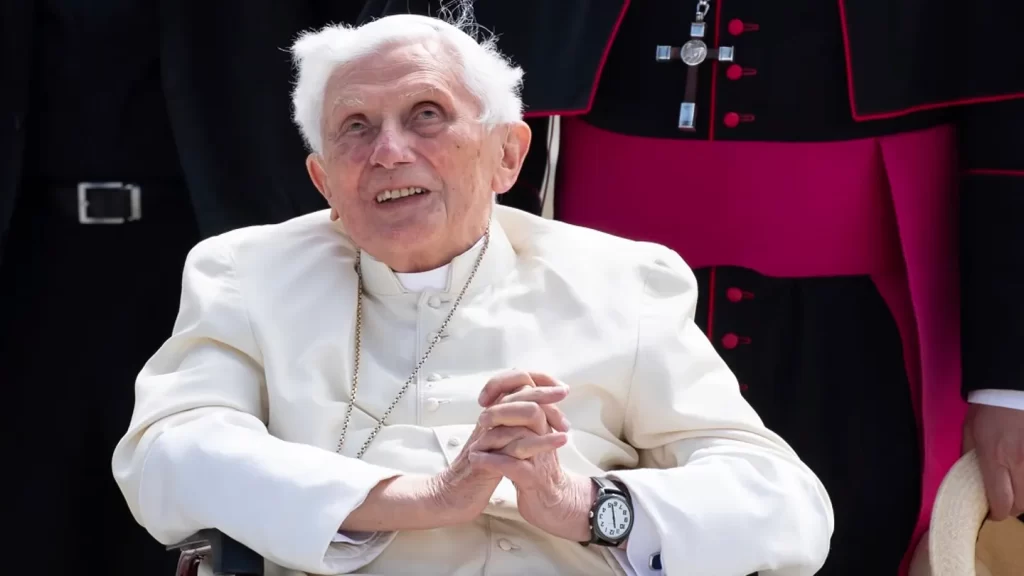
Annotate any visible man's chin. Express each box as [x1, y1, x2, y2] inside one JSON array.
[[378, 212, 443, 238], [368, 221, 449, 267]]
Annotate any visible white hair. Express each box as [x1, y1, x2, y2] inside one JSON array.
[[290, 5, 524, 153]]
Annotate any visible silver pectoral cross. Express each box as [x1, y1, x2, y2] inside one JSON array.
[[655, 12, 734, 131]]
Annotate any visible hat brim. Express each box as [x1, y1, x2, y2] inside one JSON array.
[[926, 450, 989, 576]]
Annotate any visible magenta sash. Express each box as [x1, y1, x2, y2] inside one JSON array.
[[557, 118, 967, 568]]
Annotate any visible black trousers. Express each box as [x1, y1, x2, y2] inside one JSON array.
[[0, 183, 200, 575], [694, 266, 922, 575]]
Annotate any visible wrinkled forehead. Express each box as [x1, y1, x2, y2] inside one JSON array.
[[324, 39, 478, 117]]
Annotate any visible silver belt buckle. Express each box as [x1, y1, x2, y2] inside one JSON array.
[[77, 181, 142, 225]]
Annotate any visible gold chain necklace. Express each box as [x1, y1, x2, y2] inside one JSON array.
[[335, 229, 491, 459]]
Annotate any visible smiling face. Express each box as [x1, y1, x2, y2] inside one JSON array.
[[306, 38, 531, 272]]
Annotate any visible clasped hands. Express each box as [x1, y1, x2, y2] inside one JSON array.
[[431, 370, 596, 543]]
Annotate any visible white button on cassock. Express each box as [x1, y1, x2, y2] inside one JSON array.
[[427, 295, 442, 308], [497, 539, 514, 552], [424, 398, 440, 411], [447, 437, 461, 447]]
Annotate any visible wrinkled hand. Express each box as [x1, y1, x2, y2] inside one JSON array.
[[962, 403, 1024, 520], [474, 371, 596, 543], [432, 372, 571, 524]]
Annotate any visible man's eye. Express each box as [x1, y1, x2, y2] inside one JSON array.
[[346, 121, 366, 132], [417, 108, 440, 120]]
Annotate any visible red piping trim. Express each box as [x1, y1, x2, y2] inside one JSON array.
[[837, 0, 1024, 122], [708, 0, 724, 141], [964, 169, 1024, 178], [522, 1, 631, 119]]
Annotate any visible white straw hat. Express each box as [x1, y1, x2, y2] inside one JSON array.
[[909, 450, 1024, 576]]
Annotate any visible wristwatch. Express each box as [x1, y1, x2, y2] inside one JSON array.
[[582, 477, 634, 546]]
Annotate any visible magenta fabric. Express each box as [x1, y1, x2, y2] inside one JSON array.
[[557, 118, 966, 567]]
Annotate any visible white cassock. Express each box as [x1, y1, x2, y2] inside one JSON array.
[[111, 205, 834, 576]]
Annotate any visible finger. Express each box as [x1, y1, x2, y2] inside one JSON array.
[[542, 404, 571, 432], [479, 399, 570, 433], [480, 371, 569, 407], [488, 383, 526, 406], [479, 370, 538, 407], [498, 432, 568, 460], [480, 401, 550, 435], [526, 372, 567, 389], [472, 426, 567, 459], [474, 425, 568, 456], [468, 452, 539, 486], [980, 461, 1015, 521], [498, 383, 568, 405], [495, 386, 571, 431], [493, 389, 571, 432], [472, 425, 536, 452]]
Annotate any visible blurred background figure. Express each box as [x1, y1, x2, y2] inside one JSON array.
[[0, 1, 361, 574]]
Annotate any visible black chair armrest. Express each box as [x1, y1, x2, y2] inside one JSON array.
[[167, 529, 264, 576]]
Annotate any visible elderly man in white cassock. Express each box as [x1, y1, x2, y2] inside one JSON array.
[[111, 11, 834, 576]]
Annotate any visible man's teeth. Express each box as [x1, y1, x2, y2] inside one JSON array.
[[376, 187, 427, 203]]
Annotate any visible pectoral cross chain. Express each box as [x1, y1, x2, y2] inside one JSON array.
[[655, 2, 734, 131]]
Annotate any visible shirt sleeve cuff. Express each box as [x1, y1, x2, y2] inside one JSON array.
[[607, 493, 661, 575], [968, 389, 1024, 410], [331, 531, 378, 544], [324, 531, 398, 566]]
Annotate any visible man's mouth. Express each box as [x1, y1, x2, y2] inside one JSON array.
[[375, 187, 429, 203]]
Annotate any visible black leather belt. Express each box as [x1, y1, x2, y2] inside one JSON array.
[[66, 181, 143, 224], [41, 180, 194, 225], [38, 181, 158, 225]]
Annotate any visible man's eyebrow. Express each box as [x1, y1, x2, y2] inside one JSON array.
[[403, 85, 445, 100]]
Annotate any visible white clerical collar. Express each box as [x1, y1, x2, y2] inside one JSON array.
[[393, 266, 450, 292], [356, 216, 516, 297], [391, 236, 484, 292]]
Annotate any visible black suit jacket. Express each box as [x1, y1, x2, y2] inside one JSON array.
[[0, 0, 365, 253]]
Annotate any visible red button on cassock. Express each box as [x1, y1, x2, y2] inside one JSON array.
[[723, 112, 740, 128], [722, 333, 739, 349], [728, 19, 745, 36], [726, 64, 743, 81], [726, 287, 743, 302]]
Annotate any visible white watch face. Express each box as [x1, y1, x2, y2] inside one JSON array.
[[595, 495, 631, 540]]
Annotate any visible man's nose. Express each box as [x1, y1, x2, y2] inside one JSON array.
[[369, 129, 415, 169]]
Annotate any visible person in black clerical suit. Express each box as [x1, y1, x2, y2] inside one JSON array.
[[0, 2, 370, 574]]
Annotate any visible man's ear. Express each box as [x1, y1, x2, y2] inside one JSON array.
[[491, 121, 532, 195], [306, 153, 332, 201], [306, 154, 341, 220]]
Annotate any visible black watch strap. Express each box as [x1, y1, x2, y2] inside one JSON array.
[[595, 477, 632, 504], [592, 476, 622, 495]]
